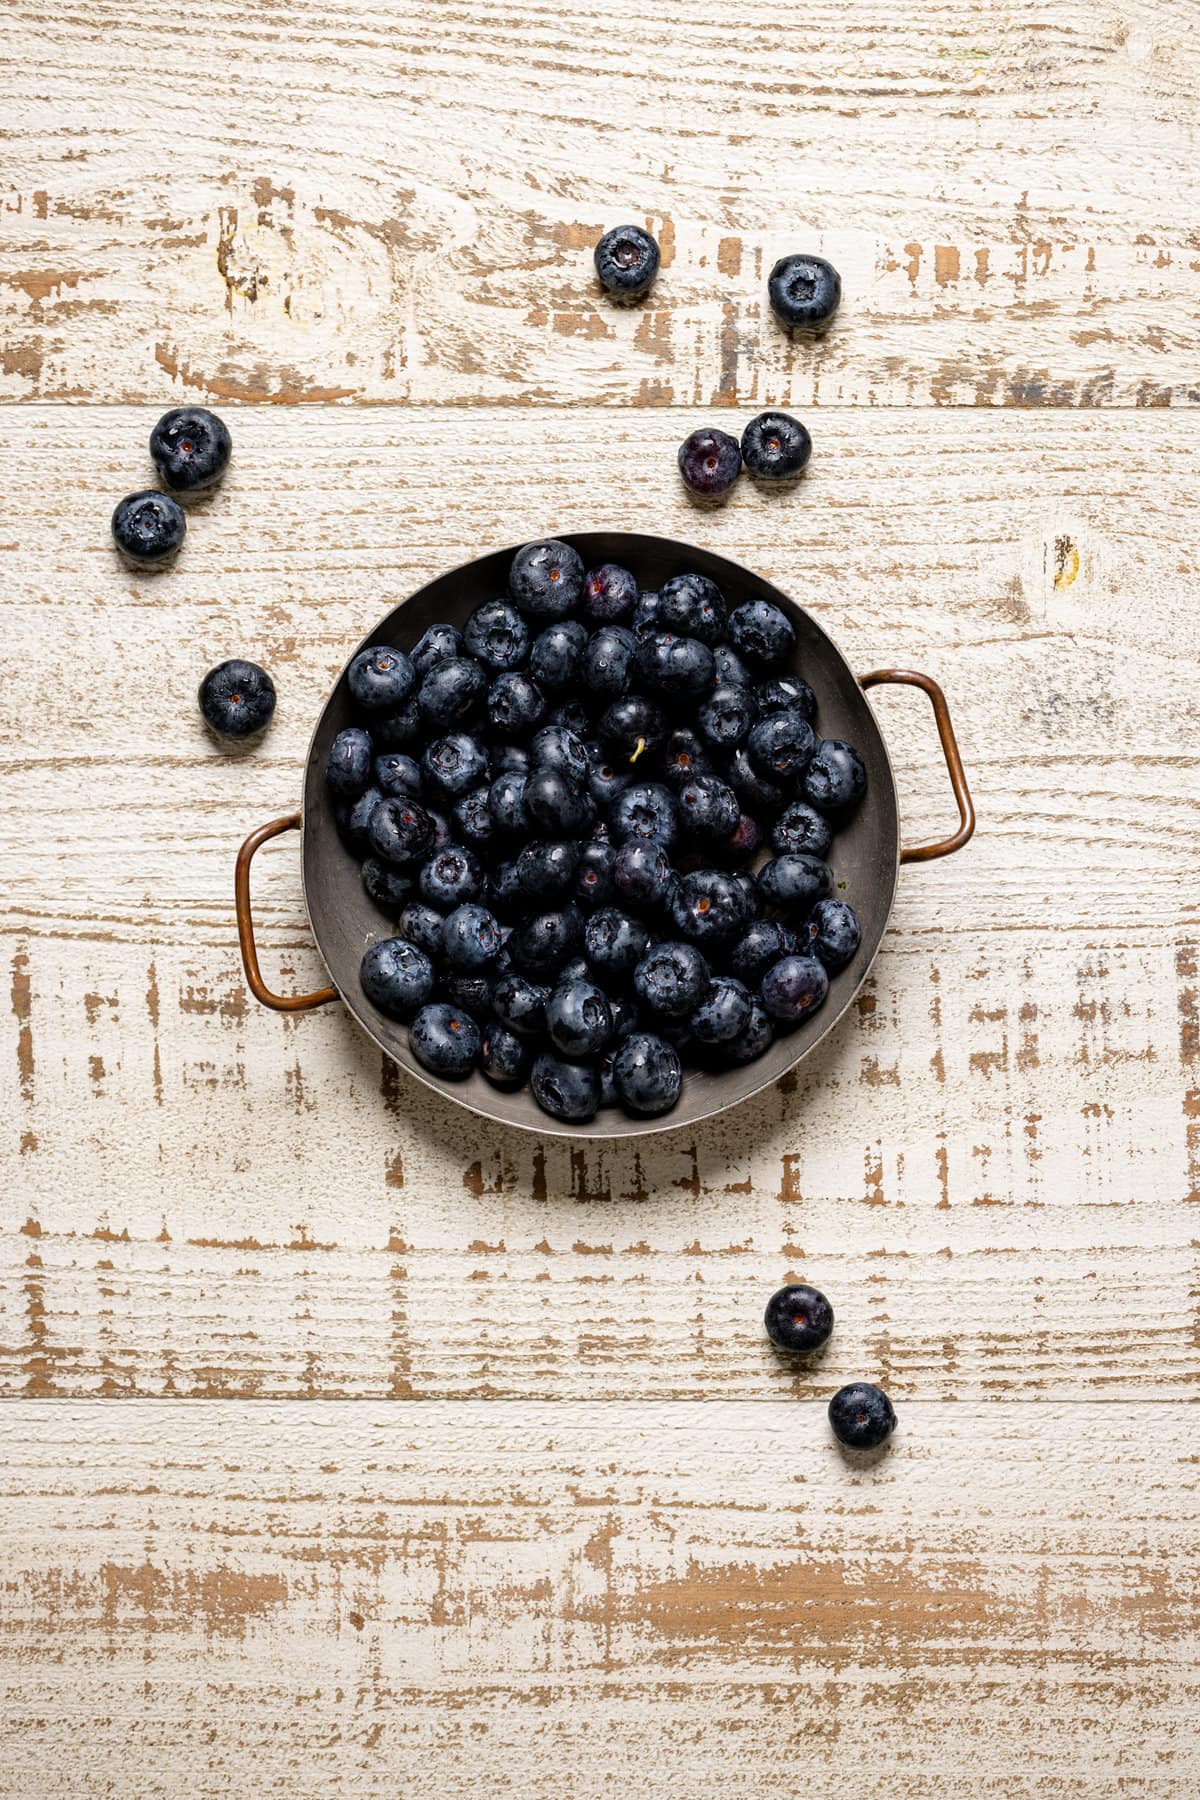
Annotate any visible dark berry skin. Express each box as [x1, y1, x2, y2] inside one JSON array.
[[349, 645, 417, 713], [757, 675, 817, 724], [373, 698, 423, 750], [764, 1282, 834, 1354], [802, 739, 867, 815], [397, 901, 446, 961], [612, 782, 678, 851], [727, 744, 786, 814], [112, 490, 186, 564], [757, 853, 833, 915], [635, 632, 716, 703], [697, 685, 755, 753], [530, 725, 590, 783], [598, 696, 667, 764], [491, 971, 549, 1037], [718, 812, 763, 865], [463, 598, 530, 671], [669, 870, 748, 946], [411, 622, 463, 679], [326, 728, 374, 797], [582, 625, 636, 700], [362, 858, 415, 915], [337, 785, 384, 851], [547, 698, 593, 738], [452, 786, 495, 851], [659, 729, 714, 791], [374, 751, 423, 799], [417, 657, 486, 730], [422, 732, 488, 798], [613, 840, 671, 909], [727, 601, 796, 671], [761, 953, 829, 1023], [713, 643, 752, 688], [198, 659, 276, 738], [509, 538, 585, 619], [149, 406, 232, 492], [488, 771, 528, 835], [525, 767, 593, 836], [594, 224, 660, 299], [531, 1052, 600, 1123], [631, 591, 661, 642], [558, 954, 591, 987], [741, 411, 812, 481], [487, 671, 545, 739], [658, 573, 727, 645], [366, 797, 435, 867], [828, 1382, 896, 1450], [771, 800, 833, 859], [611, 1032, 682, 1116], [442, 903, 503, 970], [530, 620, 588, 691], [583, 563, 638, 624], [729, 920, 794, 987], [718, 996, 775, 1065], [360, 937, 435, 1021], [584, 745, 631, 814], [546, 979, 612, 1058], [678, 428, 741, 499], [803, 898, 862, 972], [419, 844, 484, 909], [767, 254, 841, 332], [510, 906, 584, 979], [518, 839, 581, 901], [676, 775, 739, 841], [634, 941, 710, 1019], [479, 1020, 531, 1089], [488, 859, 524, 918], [410, 1002, 481, 1079], [490, 743, 529, 777], [689, 975, 753, 1046], [575, 840, 617, 908], [584, 907, 648, 984], [747, 711, 816, 782], [444, 972, 493, 1020]]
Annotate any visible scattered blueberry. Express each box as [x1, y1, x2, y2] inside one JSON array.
[[764, 1282, 834, 1353], [410, 1002, 481, 1079], [149, 406, 232, 492], [113, 490, 186, 565], [828, 1382, 896, 1450], [360, 937, 435, 1020], [198, 659, 276, 738], [741, 411, 812, 482], [767, 254, 842, 332], [678, 428, 742, 500], [594, 225, 660, 300]]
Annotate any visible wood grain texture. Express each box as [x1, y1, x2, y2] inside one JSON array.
[[1, 407, 1196, 1401], [2, 1, 1199, 408], [1, 1401, 1197, 1797]]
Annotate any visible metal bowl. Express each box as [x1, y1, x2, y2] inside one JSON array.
[[236, 532, 973, 1138]]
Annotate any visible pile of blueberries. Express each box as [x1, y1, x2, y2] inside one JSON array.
[[326, 536, 866, 1125]]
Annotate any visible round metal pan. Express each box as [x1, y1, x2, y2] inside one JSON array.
[[236, 532, 974, 1138]]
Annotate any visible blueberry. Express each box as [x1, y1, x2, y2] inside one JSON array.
[[525, 767, 593, 835], [631, 591, 661, 642], [764, 1282, 834, 1353], [510, 906, 584, 978], [417, 657, 486, 730], [727, 601, 796, 671], [509, 538, 585, 619], [451, 785, 495, 850], [689, 975, 753, 1046], [677, 774, 739, 841], [426, 808, 453, 851], [147, 405, 231, 493], [771, 800, 833, 859], [374, 751, 423, 799], [678, 428, 741, 499], [608, 989, 640, 1040], [518, 839, 581, 901], [727, 743, 786, 814], [368, 797, 436, 866], [112, 490, 186, 565], [729, 920, 794, 987], [712, 643, 752, 688], [583, 562, 638, 623], [747, 711, 816, 782], [488, 770, 529, 835], [598, 696, 667, 764], [584, 745, 631, 813], [582, 624, 636, 700], [658, 573, 727, 645], [634, 941, 710, 1019], [530, 725, 590, 783], [410, 1002, 481, 1079], [444, 972, 493, 1020], [761, 953, 829, 1023], [697, 685, 755, 753], [597, 1050, 619, 1108], [530, 620, 588, 691], [612, 781, 678, 850], [557, 954, 592, 987], [337, 784, 384, 851], [635, 632, 716, 703], [480, 1019, 531, 1089], [828, 1382, 896, 1451], [547, 698, 593, 738], [487, 859, 525, 918], [718, 812, 763, 865], [593, 224, 660, 299], [546, 979, 612, 1057], [659, 728, 714, 790], [802, 898, 861, 972], [362, 858, 415, 915], [360, 937, 435, 1020], [373, 698, 423, 750], [463, 598, 530, 671], [584, 907, 648, 984], [326, 727, 374, 797], [718, 996, 775, 1065], [741, 411, 812, 482], [575, 839, 617, 908], [531, 1051, 600, 1123], [732, 871, 762, 921], [491, 971, 549, 1037], [611, 1032, 682, 1116], [490, 743, 529, 777], [669, 870, 748, 946], [196, 658, 276, 740], [613, 840, 672, 909], [348, 644, 417, 713], [757, 853, 833, 915], [397, 900, 446, 960], [756, 675, 817, 723], [486, 673, 544, 739], [411, 622, 463, 679], [420, 732, 487, 799], [419, 844, 483, 909], [443, 902, 503, 970], [767, 254, 841, 332], [801, 740, 867, 815]]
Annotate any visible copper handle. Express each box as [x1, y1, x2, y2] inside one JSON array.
[[859, 670, 975, 864], [235, 813, 338, 1012]]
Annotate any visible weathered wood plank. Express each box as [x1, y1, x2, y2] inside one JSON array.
[[0, 407, 1196, 1399], [1, 2, 1198, 407], [0, 1401, 1196, 1797]]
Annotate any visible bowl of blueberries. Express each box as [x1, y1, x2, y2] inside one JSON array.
[[235, 533, 974, 1137]]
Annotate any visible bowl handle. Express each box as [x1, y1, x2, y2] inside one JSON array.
[[859, 670, 975, 864], [235, 814, 339, 1012]]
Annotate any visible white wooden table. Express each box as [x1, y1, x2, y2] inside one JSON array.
[[1, 3, 1198, 1793]]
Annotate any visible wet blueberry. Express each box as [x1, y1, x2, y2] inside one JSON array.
[[717, 996, 775, 1065], [150, 406, 232, 492], [530, 620, 588, 692], [658, 573, 727, 645], [741, 410, 812, 482], [634, 941, 710, 1019], [373, 698, 423, 751], [594, 224, 660, 299], [611, 1032, 682, 1116], [802, 898, 861, 972], [509, 538, 585, 619], [678, 428, 741, 499], [490, 743, 529, 777], [613, 840, 672, 909], [530, 725, 590, 783], [801, 739, 867, 814], [518, 839, 582, 901], [727, 744, 786, 814], [368, 797, 436, 866], [488, 770, 529, 835], [757, 853, 833, 915], [761, 952, 829, 1023], [421, 732, 488, 798], [349, 644, 417, 714], [419, 844, 484, 908], [689, 975, 753, 1046], [397, 900, 446, 960], [547, 697, 593, 738], [374, 751, 423, 799], [718, 811, 763, 865], [575, 839, 617, 908], [480, 1019, 531, 1089], [828, 1382, 896, 1450], [713, 643, 752, 688], [585, 745, 631, 813], [452, 785, 495, 850], [668, 869, 748, 946], [764, 1282, 834, 1353], [491, 971, 549, 1037], [488, 858, 525, 918], [747, 711, 816, 782], [631, 591, 661, 642], [583, 562, 638, 624], [612, 782, 678, 850], [727, 600, 796, 671], [728, 919, 794, 987], [411, 622, 463, 679], [659, 728, 714, 791], [598, 696, 667, 765], [199, 658, 276, 739], [463, 598, 530, 672], [326, 727, 374, 797], [410, 1002, 481, 1079], [635, 632, 716, 703], [767, 253, 841, 332], [546, 978, 613, 1058], [697, 685, 755, 753], [444, 972, 493, 1020], [488, 671, 545, 739], [337, 785, 384, 851], [583, 907, 648, 984], [362, 858, 415, 915], [525, 766, 593, 835], [531, 1051, 600, 1123], [677, 775, 740, 841], [112, 490, 186, 565], [756, 674, 817, 723], [443, 902, 503, 970], [510, 905, 584, 978], [417, 657, 486, 729], [771, 800, 833, 859], [582, 625, 636, 700], [360, 937, 435, 1020]]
